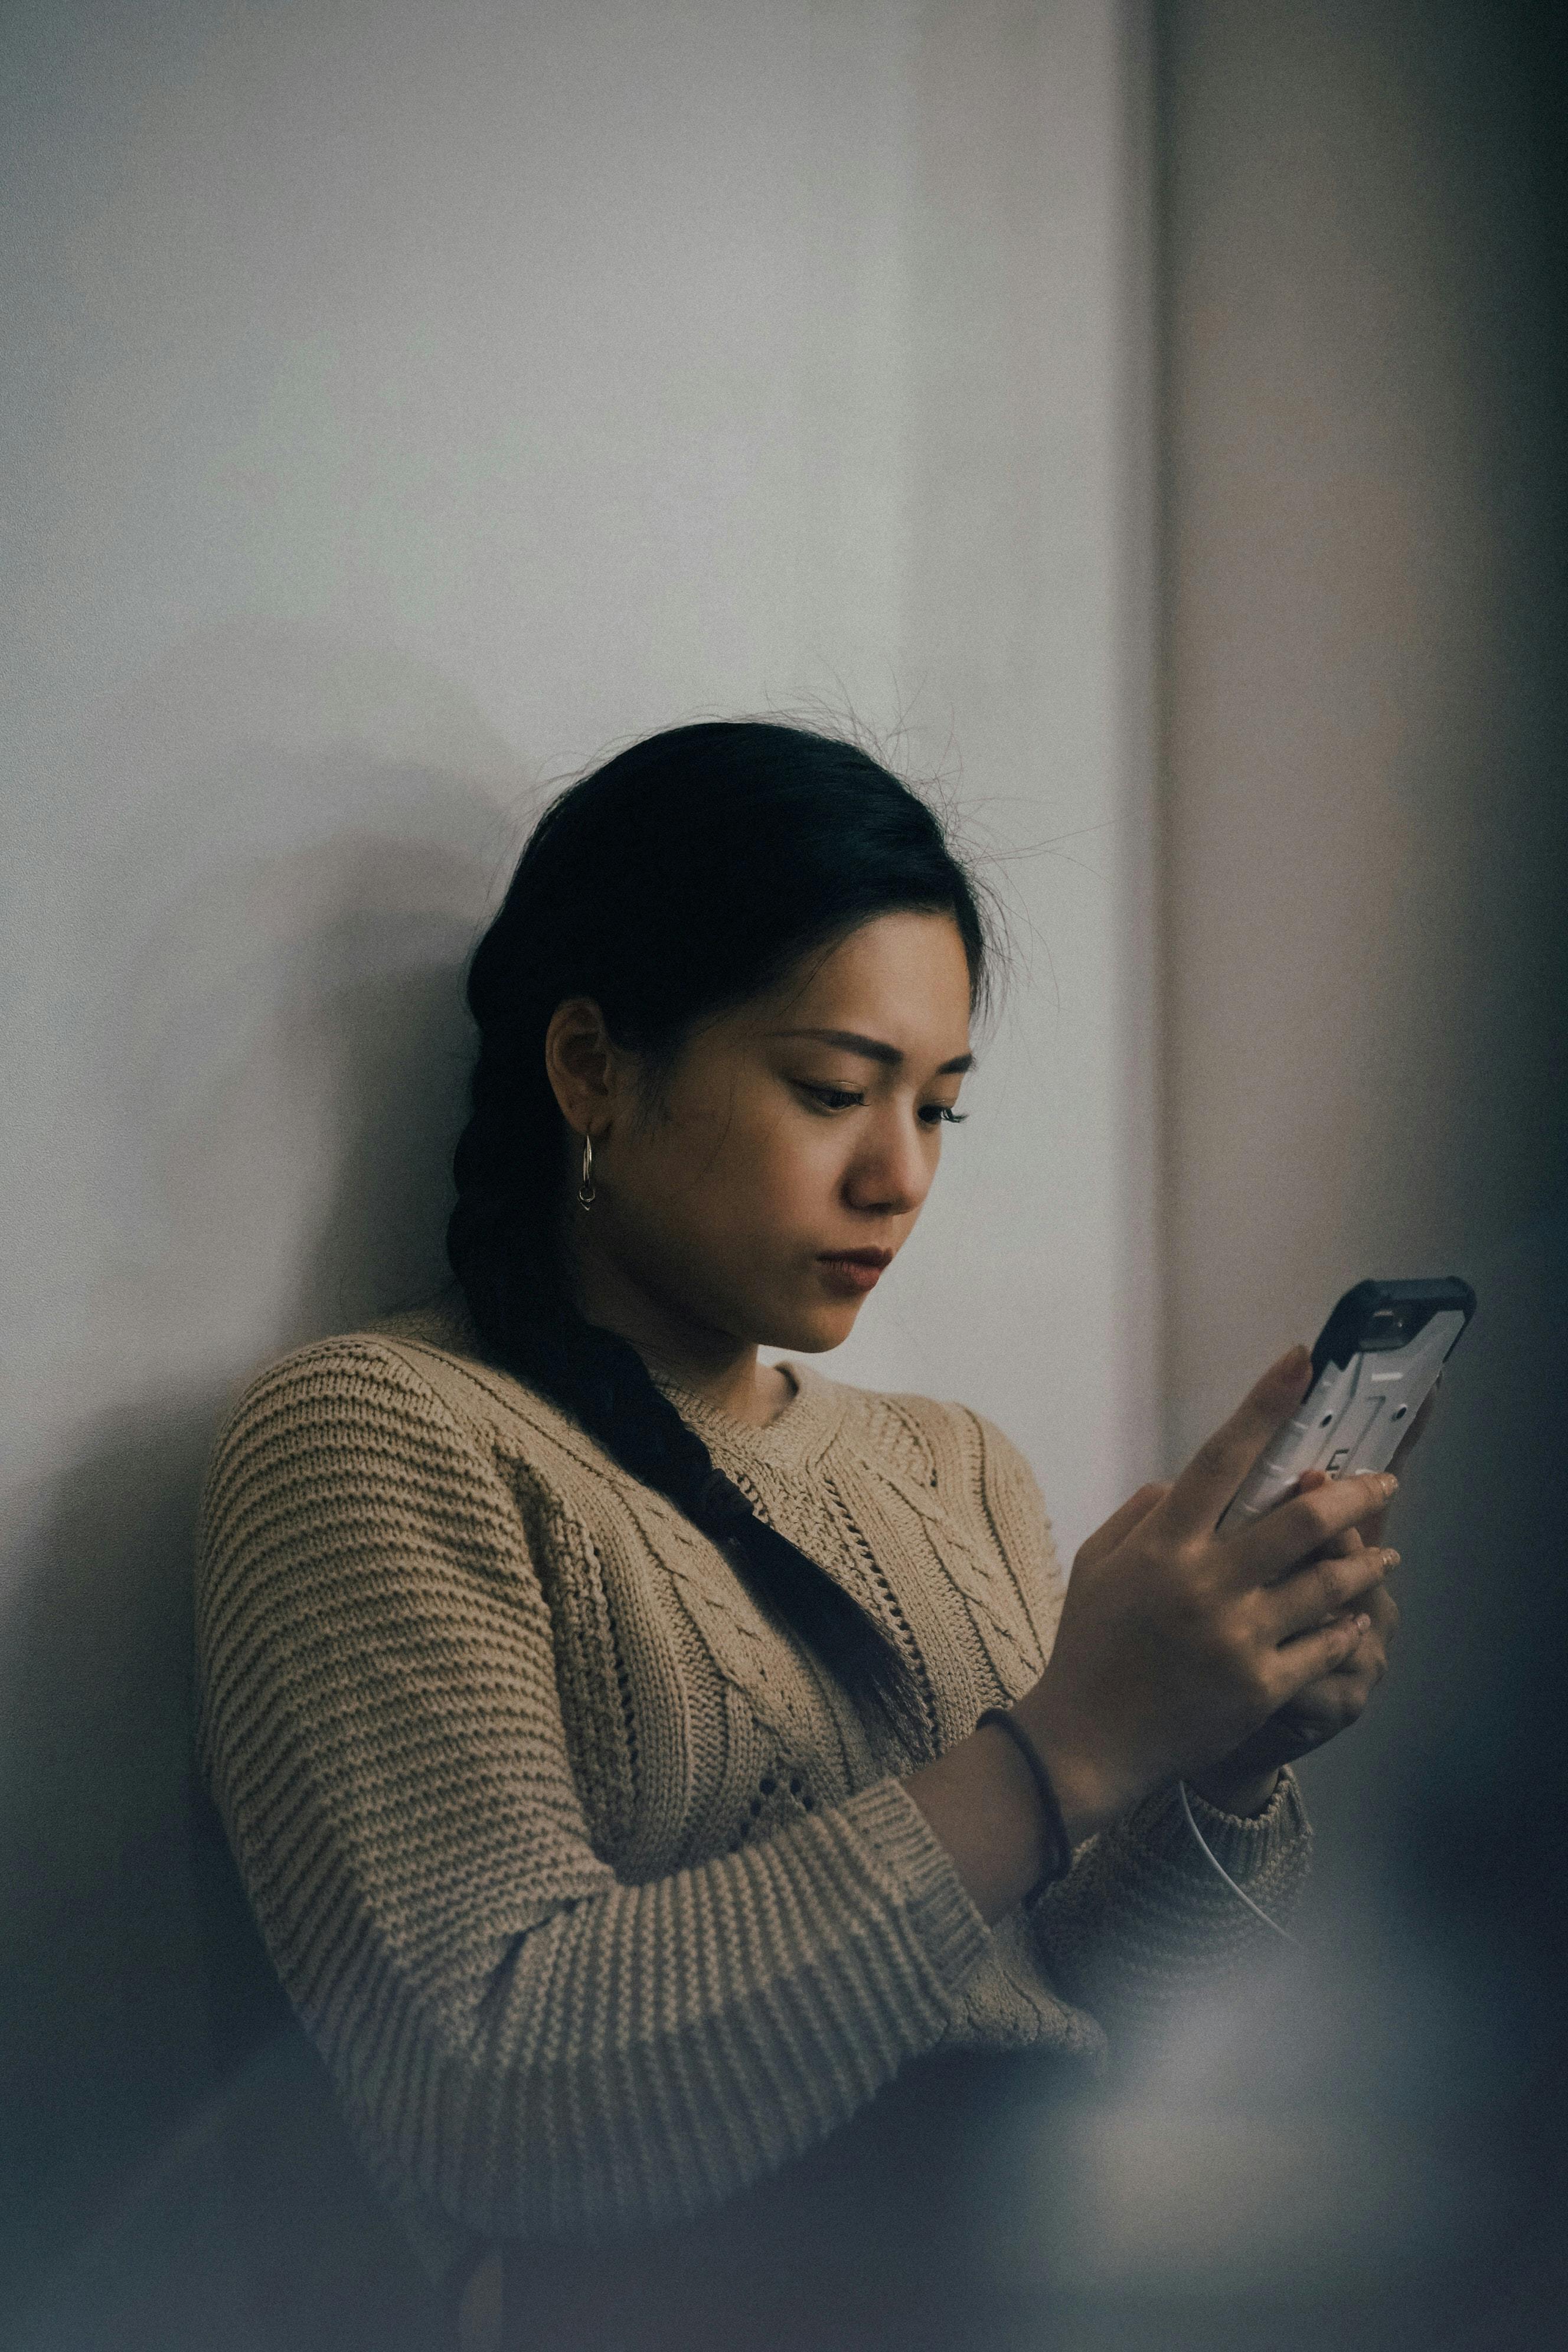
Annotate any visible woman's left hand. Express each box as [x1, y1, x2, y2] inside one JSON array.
[[1185, 1381, 1438, 1803], [1188, 1550, 1399, 1783]]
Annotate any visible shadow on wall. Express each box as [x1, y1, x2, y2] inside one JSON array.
[[4, 626, 525, 2349]]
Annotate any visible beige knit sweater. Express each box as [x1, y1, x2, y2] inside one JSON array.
[[194, 1293, 1312, 2288]]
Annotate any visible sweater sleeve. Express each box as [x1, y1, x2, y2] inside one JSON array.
[[194, 1340, 990, 2245], [966, 1410, 1315, 2041], [1028, 1770, 1313, 2052]]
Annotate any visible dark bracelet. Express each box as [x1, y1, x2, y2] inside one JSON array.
[[976, 1707, 1076, 1900]]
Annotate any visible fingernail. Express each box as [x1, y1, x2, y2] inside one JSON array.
[[1380, 1474, 1399, 1497], [1355, 1613, 1372, 1631], [1383, 1549, 1400, 1569]]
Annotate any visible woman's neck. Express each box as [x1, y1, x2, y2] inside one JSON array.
[[565, 1225, 792, 1428], [642, 1345, 796, 1430]]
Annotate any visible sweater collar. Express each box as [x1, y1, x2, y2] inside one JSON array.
[[645, 1356, 849, 1475], [381, 1288, 851, 1475]]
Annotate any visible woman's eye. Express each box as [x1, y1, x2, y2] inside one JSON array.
[[796, 1083, 968, 1125]]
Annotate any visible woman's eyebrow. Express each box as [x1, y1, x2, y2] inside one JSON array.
[[771, 1026, 975, 1075]]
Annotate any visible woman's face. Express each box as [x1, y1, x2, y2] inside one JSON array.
[[564, 910, 975, 1357]]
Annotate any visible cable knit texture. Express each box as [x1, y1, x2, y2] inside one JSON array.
[[194, 1292, 1312, 2288]]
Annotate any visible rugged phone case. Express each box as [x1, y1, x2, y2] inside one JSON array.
[[1217, 1277, 1476, 1533]]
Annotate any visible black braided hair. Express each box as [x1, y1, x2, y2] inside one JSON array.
[[447, 720, 998, 1756]]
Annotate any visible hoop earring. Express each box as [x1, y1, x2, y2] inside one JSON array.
[[577, 1131, 597, 1210]]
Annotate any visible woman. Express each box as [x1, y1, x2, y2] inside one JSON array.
[[194, 721, 1403, 2349]]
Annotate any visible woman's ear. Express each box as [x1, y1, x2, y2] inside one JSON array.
[[543, 997, 619, 1135]]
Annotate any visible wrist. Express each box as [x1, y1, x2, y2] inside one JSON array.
[[972, 1716, 1067, 1896], [1010, 1684, 1144, 1847]]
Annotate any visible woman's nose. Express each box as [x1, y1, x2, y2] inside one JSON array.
[[844, 1112, 931, 1217]]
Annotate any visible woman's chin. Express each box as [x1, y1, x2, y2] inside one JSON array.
[[761, 1298, 863, 1355]]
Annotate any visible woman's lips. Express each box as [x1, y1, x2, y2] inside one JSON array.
[[816, 1252, 891, 1295]]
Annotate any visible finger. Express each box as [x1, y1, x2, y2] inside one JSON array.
[[1311, 1623, 1390, 1701], [1345, 1584, 1400, 1657], [1357, 1500, 1390, 1550], [1296, 1626, 1387, 1694], [1158, 1346, 1314, 1543], [1296, 1583, 1400, 1683], [1074, 1482, 1172, 1572], [1240, 1469, 1397, 1583], [1292, 1469, 1367, 1557], [1265, 1609, 1371, 1704], [1262, 1543, 1398, 1647], [1343, 1580, 1399, 1632], [1350, 1623, 1391, 1686]]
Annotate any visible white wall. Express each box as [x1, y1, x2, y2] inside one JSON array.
[[1, 2, 1157, 2337]]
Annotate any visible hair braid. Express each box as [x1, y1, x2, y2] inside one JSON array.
[[450, 1072, 926, 1751]]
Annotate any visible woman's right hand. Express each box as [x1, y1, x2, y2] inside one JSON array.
[[1012, 1344, 1399, 1843]]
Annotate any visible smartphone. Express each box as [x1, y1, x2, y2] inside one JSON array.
[[1217, 1277, 1476, 1532]]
